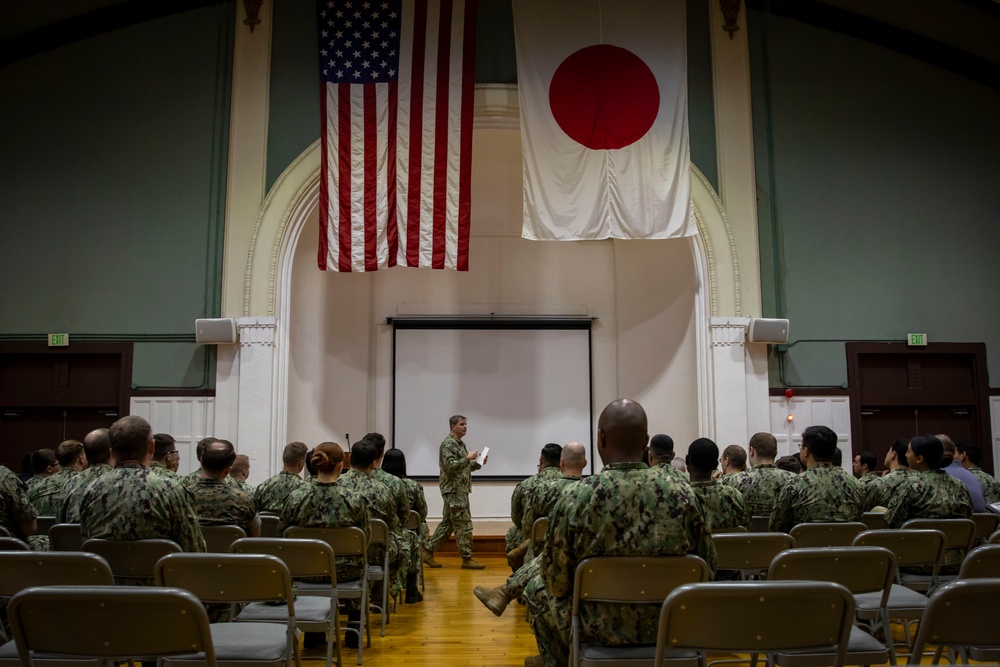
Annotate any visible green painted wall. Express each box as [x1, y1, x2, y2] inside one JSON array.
[[266, 0, 718, 191], [749, 10, 1000, 387], [0, 5, 234, 388]]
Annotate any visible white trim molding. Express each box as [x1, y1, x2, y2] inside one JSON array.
[[130, 396, 216, 476]]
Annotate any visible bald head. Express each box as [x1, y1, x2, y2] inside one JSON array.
[[560, 442, 587, 476], [597, 399, 648, 464]]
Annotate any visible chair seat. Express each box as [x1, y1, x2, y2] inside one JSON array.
[[166, 622, 290, 663], [0, 642, 99, 666], [236, 597, 334, 624], [367, 565, 385, 579], [968, 648, 1000, 662], [855, 585, 928, 619], [776, 626, 889, 666], [580, 643, 699, 666]]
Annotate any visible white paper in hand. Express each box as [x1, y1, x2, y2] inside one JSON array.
[[476, 447, 489, 466]]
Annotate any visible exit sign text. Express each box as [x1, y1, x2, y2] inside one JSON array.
[[48, 333, 69, 347], [907, 333, 927, 346]]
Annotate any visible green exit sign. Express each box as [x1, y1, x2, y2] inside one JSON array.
[[47, 333, 69, 347], [907, 333, 927, 346]]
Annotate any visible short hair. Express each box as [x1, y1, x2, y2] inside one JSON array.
[[910, 435, 946, 470], [957, 442, 983, 466], [748, 432, 777, 460], [109, 415, 153, 462], [30, 449, 58, 472], [775, 455, 802, 474], [311, 442, 345, 474], [937, 434, 957, 456], [349, 439, 379, 469], [670, 456, 687, 472], [153, 433, 177, 460], [381, 449, 407, 478], [889, 438, 910, 467], [449, 415, 466, 427], [649, 434, 675, 458], [282, 442, 308, 466], [722, 445, 747, 470], [363, 433, 387, 456], [540, 443, 562, 467], [687, 438, 719, 474], [231, 454, 250, 476], [55, 440, 84, 466], [832, 447, 843, 467], [801, 425, 838, 461], [201, 440, 236, 474], [857, 451, 877, 471], [83, 428, 112, 465], [195, 437, 214, 461]]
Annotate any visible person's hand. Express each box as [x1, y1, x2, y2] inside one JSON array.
[[466, 450, 479, 461], [711, 470, 722, 480], [482, 454, 489, 465]]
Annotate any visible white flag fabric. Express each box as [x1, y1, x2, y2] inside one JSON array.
[[512, 0, 693, 241]]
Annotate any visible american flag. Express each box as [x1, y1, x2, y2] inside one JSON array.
[[317, 0, 477, 272]]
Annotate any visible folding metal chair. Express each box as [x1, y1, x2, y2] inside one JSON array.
[[569, 555, 712, 667], [789, 522, 867, 548], [530, 516, 548, 559], [862, 512, 886, 531], [259, 515, 281, 538], [83, 538, 182, 585], [155, 553, 296, 667], [364, 519, 390, 637], [34, 516, 57, 536], [908, 578, 1000, 664], [900, 519, 976, 592], [958, 544, 1000, 579], [201, 525, 248, 553], [655, 581, 856, 667], [971, 512, 999, 544], [49, 523, 84, 551], [232, 537, 342, 667], [8, 586, 216, 667], [750, 516, 771, 532], [0, 537, 29, 551], [714, 532, 794, 580], [404, 510, 423, 593]]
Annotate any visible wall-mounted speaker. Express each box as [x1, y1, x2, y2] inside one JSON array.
[[747, 318, 789, 344], [195, 318, 237, 344]]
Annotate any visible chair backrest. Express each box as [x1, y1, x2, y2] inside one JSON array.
[[0, 525, 11, 537], [749, 516, 770, 532], [369, 518, 388, 548], [0, 552, 114, 597], [853, 529, 946, 572], [571, 555, 711, 615], [259, 514, 281, 537], [714, 532, 795, 572], [283, 525, 367, 558], [908, 578, 1000, 662], [789, 522, 867, 547], [0, 537, 29, 551], [83, 538, 183, 583], [768, 547, 895, 605], [8, 585, 216, 666], [655, 581, 855, 667], [958, 544, 1000, 579], [990, 530, 1000, 545], [901, 518, 976, 551], [201, 524, 247, 553], [713, 526, 748, 534], [34, 515, 57, 536], [156, 552, 294, 607], [49, 523, 84, 551], [232, 537, 337, 583], [530, 517, 548, 553], [972, 513, 999, 541], [404, 510, 420, 531], [862, 512, 886, 531]]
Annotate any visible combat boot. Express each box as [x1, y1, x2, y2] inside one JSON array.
[[524, 656, 545, 667], [462, 557, 486, 570], [473, 584, 512, 616], [506, 539, 530, 571], [405, 573, 423, 603], [422, 547, 442, 568]]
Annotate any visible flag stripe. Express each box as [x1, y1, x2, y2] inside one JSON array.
[[431, 0, 453, 270], [317, 81, 331, 271], [386, 80, 399, 266], [405, 4, 428, 267], [456, 0, 476, 271], [337, 84, 353, 272], [363, 85, 378, 271]]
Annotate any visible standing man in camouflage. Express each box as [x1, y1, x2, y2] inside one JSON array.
[[150, 433, 181, 479], [79, 415, 205, 553], [522, 399, 716, 667], [189, 440, 260, 536], [254, 442, 307, 513], [863, 439, 915, 510], [58, 428, 114, 523], [687, 438, 750, 533], [956, 442, 1000, 504], [506, 443, 563, 570], [769, 425, 863, 532], [423, 415, 487, 570], [727, 432, 794, 517]]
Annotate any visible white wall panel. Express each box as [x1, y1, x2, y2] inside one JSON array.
[[769, 395, 852, 473], [130, 397, 216, 476]]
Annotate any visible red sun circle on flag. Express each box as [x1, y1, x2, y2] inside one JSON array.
[[548, 44, 660, 151]]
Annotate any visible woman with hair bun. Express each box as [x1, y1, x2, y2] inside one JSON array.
[[884, 435, 973, 571]]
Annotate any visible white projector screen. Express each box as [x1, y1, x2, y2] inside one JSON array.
[[392, 321, 594, 478]]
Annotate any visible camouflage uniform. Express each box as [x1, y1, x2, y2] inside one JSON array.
[[189, 477, 258, 533], [339, 469, 403, 595], [727, 464, 794, 517], [232, 478, 255, 494], [523, 461, 717, 667], [79, 463, 206, 553], [426, 433, 481, 558], [858, 471, 881, 489], [28, 468, 79, 515], [0, 465, 47, 551], [969, 466, 1000, 504], [182, 468, 202, 486], [884, 469, 973, 572], [523, 473, 581, 558], [506, 466, 563, 552], [373, 466, 416, 591], [400, 476, 430, 543], [149, 461, 180, 480], [863, 468, 916, 511], [278, 480, 370, 582], [769, 463, 863, 533], [254, 471, 306, 513], [690, 480, 751, 533], [505, 474, 533, 552], [650, 461, 690, 485], [57, 463, 113, 523]]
